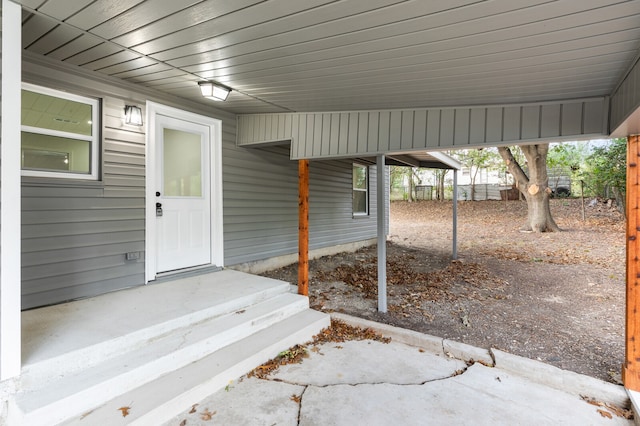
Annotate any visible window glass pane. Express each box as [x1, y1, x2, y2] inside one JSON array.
[[163, 128, 203, 197], [22, 90, 93, 136], [353, 190, 367, 214], [353, 165, 367, 189], [21, 132, 90, 173]]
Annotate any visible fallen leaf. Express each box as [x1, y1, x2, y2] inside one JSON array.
[[179, 420, 187, 426], [200, 409, 216, 421], [117, 406, 131, 417], [597, 409, 612, 419], [290, 394, 302, 403], [189, 404, 198, 414]]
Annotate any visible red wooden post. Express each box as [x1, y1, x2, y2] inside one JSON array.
[[625, 135, 640, 390], [298, 159, 309, 296]]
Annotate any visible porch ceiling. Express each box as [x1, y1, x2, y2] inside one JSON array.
[[16, 0, 640, 115]]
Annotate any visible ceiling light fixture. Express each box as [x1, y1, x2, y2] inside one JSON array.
[[124, 105, 143, 126], [198, 81, 232, 101]]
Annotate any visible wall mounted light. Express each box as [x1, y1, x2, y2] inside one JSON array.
[[198, 81, 232, 101], [124, 105, 143, 126]]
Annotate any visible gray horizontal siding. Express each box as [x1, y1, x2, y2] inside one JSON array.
[[21, 56, 379, 308], [610, 55, 640, 135], [223, 144, 379, 266], [21, 94, 147, 309], [237, 98, 609, 159]]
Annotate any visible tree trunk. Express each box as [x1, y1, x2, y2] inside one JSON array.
[[498, 145, 560, 232], [470, 165, 479, 201], [613, 186, 626, 219]]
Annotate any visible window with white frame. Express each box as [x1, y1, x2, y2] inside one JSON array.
[[21, 83, 99, 180], [352, 163, 368, 216]]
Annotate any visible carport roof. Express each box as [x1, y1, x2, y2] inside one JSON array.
[[16, 1, 640, 115]]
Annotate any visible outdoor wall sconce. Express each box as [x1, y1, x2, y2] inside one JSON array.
[[124, 105, 143, 126], [198, 81, 232, 101]]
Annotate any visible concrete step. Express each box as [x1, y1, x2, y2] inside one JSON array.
[[62, 309, 330, 426], [13, 293, 325, 426], [21, 273, 291, 383]]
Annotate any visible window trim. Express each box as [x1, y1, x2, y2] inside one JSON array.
[[21, 83, 100, 180], [352, 163, 369, 217]]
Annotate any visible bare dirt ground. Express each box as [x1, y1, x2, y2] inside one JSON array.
[[261, 199, 626, 383]]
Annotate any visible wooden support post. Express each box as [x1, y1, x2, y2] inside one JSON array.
[[298, 159, 309, 296], [625, 135, 640, 390]]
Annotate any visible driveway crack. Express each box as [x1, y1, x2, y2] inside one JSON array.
[[296, 385, 308, 425]]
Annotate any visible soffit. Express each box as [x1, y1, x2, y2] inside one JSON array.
[[16, 0, 640, 115]]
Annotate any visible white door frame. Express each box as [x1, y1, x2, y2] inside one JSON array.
[[145, 102, 223, 283]]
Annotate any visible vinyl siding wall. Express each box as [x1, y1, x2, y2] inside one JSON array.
[[222, 143, 378, 265], [237, 98, 609, 158], [20, 59, 379, 309]]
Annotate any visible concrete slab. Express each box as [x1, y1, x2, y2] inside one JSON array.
[[299, 362, 631, 426], [163, 378, 303, 426], [271, 340, 467, 386], [160, 316, 633, 426]]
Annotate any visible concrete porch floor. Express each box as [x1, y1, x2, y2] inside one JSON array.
[[21, 269, 290, 369]]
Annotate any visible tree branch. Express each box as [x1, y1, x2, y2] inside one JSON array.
[[497, 146, 529, 186]]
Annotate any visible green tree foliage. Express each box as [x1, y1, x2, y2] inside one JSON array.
[[583, 138, 627, 215], [389, 165, 422, 201], [452, 148, 501, 200]]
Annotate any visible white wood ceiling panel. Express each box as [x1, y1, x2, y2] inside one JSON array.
[[89, 0, 204, 40], [199, 25, 640, 85], [97, 57, 160, 75], [168, 0, 609, 72], [158, 0, 489, 65], [187, 17, 639, 84], [123, 69, 190, 84], [147, 0, 407, 61], [262, 72, 617, 104], [234, 54, 631, 109], [15, 0, 640, 114], [36, 0, 93, 21], [209, 38, 639, 92], [111, 63, 174, 79], [22, 13, 57, 47], [45, 33, 103, 61], [110, 0, 264, 48], [25, 24, 82, 55], [63, 43, 124, 66], [243, 61, 624, 98], [137, 75, 196, 89], [132, 0, 340, 56], [19, 0, 47, 8], [84, 50, 142, 71], [65, 0, 146, 31]]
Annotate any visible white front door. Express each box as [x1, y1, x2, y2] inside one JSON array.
[[155, 114, 211, 273]]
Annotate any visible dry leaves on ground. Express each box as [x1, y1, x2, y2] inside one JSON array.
[[248, 319, 389, 379], [581, 395, 633, 419]]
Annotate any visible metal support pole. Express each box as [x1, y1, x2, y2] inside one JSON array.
[[452, 169, 458, 260], [377, 155, 387, 313]]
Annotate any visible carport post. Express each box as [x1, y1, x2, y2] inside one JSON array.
[[453, 169, 458, 260], [298, 159, 309, 296], [625, 135, 640, 391], [377, 154, 387, 313]]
